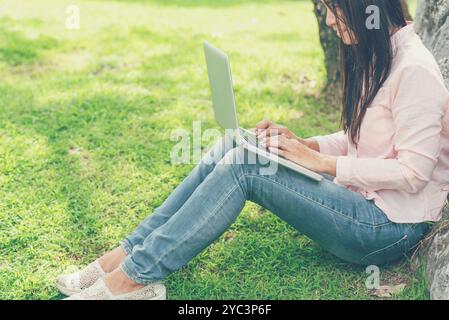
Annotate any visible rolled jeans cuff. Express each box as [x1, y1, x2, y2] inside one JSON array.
[[120, 257, 163, 285], [120, 237, 134, 256]]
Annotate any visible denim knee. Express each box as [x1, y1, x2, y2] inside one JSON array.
[[202, 134, 236, 166]]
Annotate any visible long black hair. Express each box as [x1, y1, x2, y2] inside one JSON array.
[[323, 0, 407, 146]]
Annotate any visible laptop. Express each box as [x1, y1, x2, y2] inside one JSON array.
[[203, 41, 323, 182]]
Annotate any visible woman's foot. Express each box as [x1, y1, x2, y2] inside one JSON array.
[[64, 269, 166, 300], [56, 246, 127, 296], [56, 260, 106, 296]]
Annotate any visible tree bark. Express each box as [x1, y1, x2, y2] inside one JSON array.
[[413, 0, 449, 300]]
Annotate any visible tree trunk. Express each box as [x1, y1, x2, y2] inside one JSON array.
[[414, 0, 449, 300], [311, 0, 341, 102]]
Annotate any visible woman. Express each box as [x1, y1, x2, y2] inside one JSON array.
[[57, 0, 449, 300]]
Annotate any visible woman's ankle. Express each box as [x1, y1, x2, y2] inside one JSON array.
[[104, 268, 144, 295], [98, 246, 127, 273]]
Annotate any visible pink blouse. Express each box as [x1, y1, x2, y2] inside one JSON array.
[[314, 23, 449, 224]]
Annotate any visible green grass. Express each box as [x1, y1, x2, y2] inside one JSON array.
[[408, 0, 418, 17], [0, 0, 428, 300]]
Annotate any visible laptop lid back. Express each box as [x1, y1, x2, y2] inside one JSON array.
[[203, 41, 239, 130]]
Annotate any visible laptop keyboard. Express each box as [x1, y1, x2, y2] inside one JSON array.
[[242, 133, 257, 146], [239, 128, 270, 151]]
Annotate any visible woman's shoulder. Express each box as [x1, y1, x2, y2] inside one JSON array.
[[386, 42, 449, 109], [392, 35, 444, 80]]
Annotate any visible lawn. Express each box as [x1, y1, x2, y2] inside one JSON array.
[[0, 0, 428, 300]]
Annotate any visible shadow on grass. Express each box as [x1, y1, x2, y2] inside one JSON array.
[[0, 18, 58, 66]]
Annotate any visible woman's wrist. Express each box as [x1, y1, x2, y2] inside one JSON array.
[[318, 154, 337, 176]]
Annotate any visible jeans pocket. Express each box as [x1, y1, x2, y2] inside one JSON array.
[[359, 234, 410, 266], [356, 200, 392, 227]]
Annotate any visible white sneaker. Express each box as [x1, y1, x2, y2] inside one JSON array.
[[56, 260, 106, 296], [64, 278, 167, 300]]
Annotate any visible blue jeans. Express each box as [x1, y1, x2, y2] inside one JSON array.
[[120, 134, 431, 285]]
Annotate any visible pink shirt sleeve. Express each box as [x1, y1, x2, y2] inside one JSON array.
[[313, 130, 348, 156], [335, 65, 449, 193]]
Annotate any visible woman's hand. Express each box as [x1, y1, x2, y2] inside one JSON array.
[[255, 120, 297, 140], [262, 134, 337, 175], [255, 119, 320, 152]]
